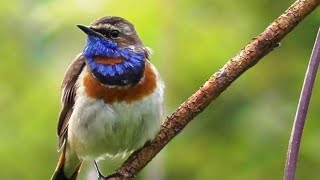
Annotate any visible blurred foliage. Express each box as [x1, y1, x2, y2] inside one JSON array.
[[1, 0, 320, 179]]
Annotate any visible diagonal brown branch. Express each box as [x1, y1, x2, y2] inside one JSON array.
[[105, 0, 320, 179]]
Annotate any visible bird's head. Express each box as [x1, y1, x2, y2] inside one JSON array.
[[78, 16, 150, 86]]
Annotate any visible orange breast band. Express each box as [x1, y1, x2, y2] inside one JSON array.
[[83, 63, 157, 104], [95, 57, 124, 65]]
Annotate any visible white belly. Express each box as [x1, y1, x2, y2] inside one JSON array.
[[68, 69, 164, 160]]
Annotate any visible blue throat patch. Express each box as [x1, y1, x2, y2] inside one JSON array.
[[82, 35, 145, 86]]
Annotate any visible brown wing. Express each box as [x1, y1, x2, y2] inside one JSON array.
[[57, 54, 86, 149]]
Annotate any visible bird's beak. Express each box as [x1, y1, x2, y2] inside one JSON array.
[[77, 24, 101, 37]]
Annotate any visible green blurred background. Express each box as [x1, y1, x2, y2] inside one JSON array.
[[1, 0, 320, 179]]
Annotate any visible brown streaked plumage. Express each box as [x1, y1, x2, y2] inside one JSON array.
[[83, 62, 157, 103], [57, 54, 86, 148], [53, 54, 86, 180]]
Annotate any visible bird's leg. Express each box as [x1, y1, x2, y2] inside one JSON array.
[[94, 161, 106, 180]]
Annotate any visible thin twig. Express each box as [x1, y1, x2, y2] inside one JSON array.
[[284, 28, 320, 180], [105, 0, 320, 179]]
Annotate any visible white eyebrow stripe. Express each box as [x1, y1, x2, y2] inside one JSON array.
[[92, 24, 112, 29]]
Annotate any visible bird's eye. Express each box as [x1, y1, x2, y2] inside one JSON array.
[[110, 30, 120, 39]]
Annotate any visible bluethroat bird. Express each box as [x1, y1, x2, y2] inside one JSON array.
[[51, 16, 164, 180]]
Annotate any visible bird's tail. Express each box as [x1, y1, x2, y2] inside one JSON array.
[[51, 143, 83, 180]]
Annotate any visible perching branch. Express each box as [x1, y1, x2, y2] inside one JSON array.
[[284, 28, 320, 180], [105, 0, 320, 179]]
